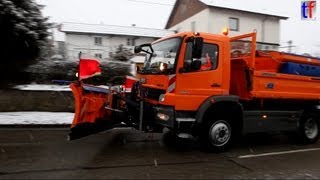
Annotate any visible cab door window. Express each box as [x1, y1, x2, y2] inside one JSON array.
[[184, 43, 219, 72]]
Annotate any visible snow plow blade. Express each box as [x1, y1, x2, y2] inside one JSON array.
[[69, 119, 128, 140], [69, 82, 126, 140]]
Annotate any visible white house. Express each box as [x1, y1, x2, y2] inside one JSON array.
[[165, 0, 288, 50], [59, 22, 175, 61]]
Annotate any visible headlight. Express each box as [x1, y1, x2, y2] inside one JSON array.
[[157, 113, 169, 121], [159, 62, 167, 71], [159, 94, 165, 102]]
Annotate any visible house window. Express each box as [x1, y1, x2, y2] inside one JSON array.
[[272, 45, 278, 50], [95, 53, 102, 59], [229, 17, 239, 31], [94, 37, 102, 45], [127, 38, 135, 46], [191, 21, 196, 32], [257, 44, 262, 50], [131, 39, 135, 46]]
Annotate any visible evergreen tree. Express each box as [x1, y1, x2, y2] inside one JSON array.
[[0, 0, 50, 86], [110, 44, 133, 62]]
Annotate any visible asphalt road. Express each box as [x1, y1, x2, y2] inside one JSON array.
[[1, 127, 320, 179]]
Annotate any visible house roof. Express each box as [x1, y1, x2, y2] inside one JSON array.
[[60, 22, 176, 38], [199, 0, 289, 19], [166, 0, 289, 28]]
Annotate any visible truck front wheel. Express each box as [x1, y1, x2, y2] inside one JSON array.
[[201, 119, 233, 152], [299, 113, 320, 144]]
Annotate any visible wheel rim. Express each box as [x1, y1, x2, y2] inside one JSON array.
[[304, 118, 318, 139], [209, 120, 231, 147]]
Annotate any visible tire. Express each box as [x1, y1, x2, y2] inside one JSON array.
[[201, 119, 233, 152], [298, 112, 320, 144]]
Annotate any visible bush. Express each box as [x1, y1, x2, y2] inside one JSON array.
[[15, 60, 131, 85]]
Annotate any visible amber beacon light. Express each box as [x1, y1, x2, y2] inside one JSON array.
[[222, 27, 229, 36]]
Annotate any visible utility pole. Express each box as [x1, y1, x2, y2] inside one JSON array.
[[288, 40, 293, 53]]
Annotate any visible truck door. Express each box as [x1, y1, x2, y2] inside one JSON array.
[[175, 40, 226, 110]]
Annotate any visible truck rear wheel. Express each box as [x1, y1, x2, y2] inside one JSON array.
[[298, 112, 320, 144], [201, 119, 233, 152]]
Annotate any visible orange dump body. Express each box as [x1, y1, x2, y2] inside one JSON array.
[[230, 51, 320, 101], [226, 32, 320, 102]]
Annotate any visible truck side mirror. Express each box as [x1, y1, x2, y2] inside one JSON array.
[[134, 43, 153, 54], [192, 60, 202, 70], [134, 46, 142, 53], [192, 37, 203, 59]]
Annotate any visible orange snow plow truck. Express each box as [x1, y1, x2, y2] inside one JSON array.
[[69, 31, 320, 152]]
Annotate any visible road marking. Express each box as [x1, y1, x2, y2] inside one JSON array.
[[154, 159, 158, 167], [238, 148, 320, 159], [176, 118, 196, 122]]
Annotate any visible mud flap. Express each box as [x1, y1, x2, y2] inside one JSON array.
[[69, 82, 126, 140]]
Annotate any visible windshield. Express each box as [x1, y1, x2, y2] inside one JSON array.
[[142, 37, 181, 74]]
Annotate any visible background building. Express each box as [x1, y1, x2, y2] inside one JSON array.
[[59, 22, 175, 61], [165, 0, 288, 50]]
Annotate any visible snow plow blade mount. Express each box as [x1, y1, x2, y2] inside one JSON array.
[[69, 82, 126, 140]]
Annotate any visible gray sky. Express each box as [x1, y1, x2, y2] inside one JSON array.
[[36, 0, 319, 56]]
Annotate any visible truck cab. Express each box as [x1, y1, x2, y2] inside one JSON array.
[[137, 32, 231, 106], [134, 32, 234, 136]]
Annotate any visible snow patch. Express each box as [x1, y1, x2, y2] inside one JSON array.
[[14, 84, 71, 91], [0, 112, 73, 124], [13, 84, 121, 92]]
